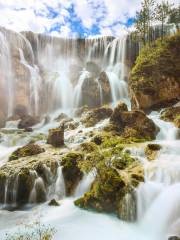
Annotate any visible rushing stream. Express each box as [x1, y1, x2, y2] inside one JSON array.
[[0, 27, 179, 240]]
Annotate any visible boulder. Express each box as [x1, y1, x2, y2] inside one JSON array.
[[18, 115, 39, 129], [61, 152, 83, 196], [75, 157, 144, 221], [0, 145, 60, 206], [81, 106, 113, 127], [145, 144, 161, 161], [130, 32, 180, 111], [161, 106, 180, 128], [110, 102, 128, 123], [108, 103, 159, 140], [48, 199, 60, 206], [55, 113, 70, 122], [47, 127, 64, 147], [9, 143, 45, 161]]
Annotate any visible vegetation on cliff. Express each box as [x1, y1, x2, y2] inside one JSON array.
[[130, 32, 180, 110]]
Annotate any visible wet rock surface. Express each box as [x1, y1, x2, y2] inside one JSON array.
[[47, 127, 64, 147], [106, 102, 159, 140], [81, 106, 113, 127], [161, 106, 180, 128], [9, 143, 45, 161]]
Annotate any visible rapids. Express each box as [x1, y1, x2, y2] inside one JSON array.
[[0, 26, 179, 240]]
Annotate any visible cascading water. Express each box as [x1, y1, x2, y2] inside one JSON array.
[[0, 26, 179, 240], [0, 32, 14, 116], [104, 36, 129, 106]]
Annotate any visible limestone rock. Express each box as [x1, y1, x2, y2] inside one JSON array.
[[161, 106, 180, 128], [108, 103, 159, 140], [130, 32, 180, 111], [81, 106, 113, 127], [145, 144, 161, 161], [48, 199, 60, 206], [61, 152, 83, 196], [18, 115, 39, 129], [47, 127, 64, 147], [9, 143, 45, 161]]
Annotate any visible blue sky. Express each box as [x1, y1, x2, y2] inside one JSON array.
[[0, 0, 178, 37]]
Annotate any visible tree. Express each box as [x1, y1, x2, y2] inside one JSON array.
[[168, 5, 180, 30], [135, 0, 155, 45], [155, 1, 173, 41]]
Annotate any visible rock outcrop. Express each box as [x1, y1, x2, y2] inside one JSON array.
[[161, 106, 180, 128], [9, 143, 45, 161], [106, 102, 159, 140], [81, 106, 113, 127], [130, 32, 180, 111], [47, 127, 64, 147]]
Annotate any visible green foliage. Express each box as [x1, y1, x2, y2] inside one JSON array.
[[4, 222, 56, 240], [131, 31, 180, 85], [155, 1, 173, 40], [168, 5, 180, 29], [135, 0, 176, 45]]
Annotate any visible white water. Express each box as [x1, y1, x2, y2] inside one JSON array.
[[0, 27, 179, 240]]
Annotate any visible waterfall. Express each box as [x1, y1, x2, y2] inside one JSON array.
[[19, 48, 41, 116], [0, 28, 130, 117], [134, 112, 180, 238], [104, 36, 129, 105], [74, 170, 96, 198], [0, 32, 14, 116], [73, 70, 91, 108]]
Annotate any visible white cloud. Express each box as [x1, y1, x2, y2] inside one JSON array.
[[0, 0, 179, 37]]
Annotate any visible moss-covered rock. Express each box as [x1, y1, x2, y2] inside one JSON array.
[[80, 141, 98, 153], [81, 106, 113, 127], [0, 144, 61, 206], [9, 143, 45, 161], [161, 106, 180, 128], [130, 32, 180, 111], [74, 145, 144, 221], [107, 103, 159, 141], [145, 143, 162, 160], [48, 199, 60, 206], [61, 152, 84, 196], [47, 127, 64, 147]]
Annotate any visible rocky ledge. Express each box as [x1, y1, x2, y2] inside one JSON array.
[[130, 32, 180, 111]]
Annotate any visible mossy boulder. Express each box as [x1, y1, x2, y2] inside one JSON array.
[[161, 106, 180, 128], [145, 143, 161, 160], [130, 32, 180, 111], [81, 106, 113, 127], [48, 199, 60, 206], [61, 152, 84, 196], [47, 127, 64, 147], [9, 143, 45, 161], [0, 146, 60, 206], [74, 147, 144, 221], [107, 103, 159, 140], [80, 141, 98, 153]]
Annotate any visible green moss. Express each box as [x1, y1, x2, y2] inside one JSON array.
[[9, 143, 45, 161], [61, 152, 84, 196], [80, 142, 98, 153], [145, 144, 161, 161], [131, 32, 180, 89]]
